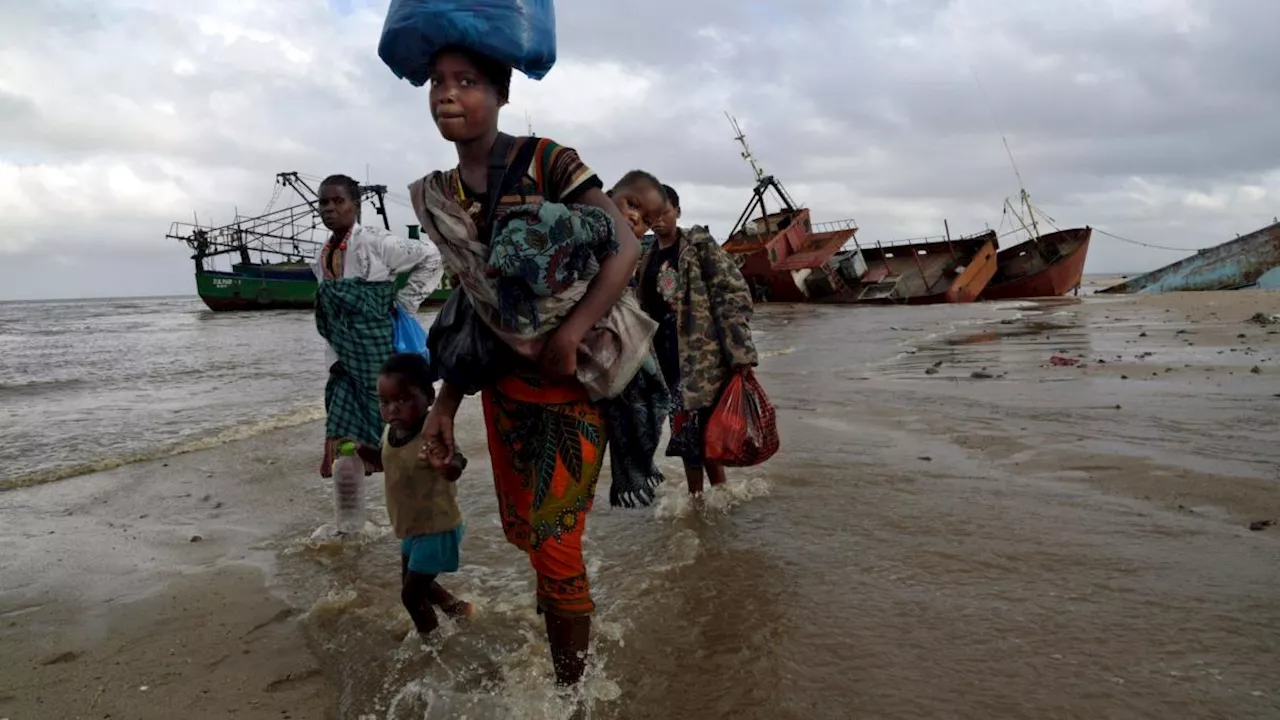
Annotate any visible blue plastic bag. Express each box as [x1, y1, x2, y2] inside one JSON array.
[[378, 0, 557, 85], [392, 305, 430, 361]]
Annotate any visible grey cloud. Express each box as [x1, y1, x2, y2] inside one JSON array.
[[3, 0, 1279, 300], [0, 89, 41, 124]]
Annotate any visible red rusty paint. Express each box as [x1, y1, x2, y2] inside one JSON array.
[[979, 227, 1092, 301], [772, 229, 857, 271], [723, 207, 861, 302], [821, 230, 999, 305]]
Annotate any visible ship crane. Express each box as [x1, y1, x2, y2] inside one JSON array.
[[167, 172, 389, 273]]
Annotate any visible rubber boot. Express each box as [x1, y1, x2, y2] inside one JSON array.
[[544, 612, 591, 686]]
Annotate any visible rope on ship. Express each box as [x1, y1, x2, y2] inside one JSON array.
[[969, 61, 1210, 258], [1094, 228, 1206, 253]]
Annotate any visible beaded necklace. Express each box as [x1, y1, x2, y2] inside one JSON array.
[[323, 228, 351, 280]]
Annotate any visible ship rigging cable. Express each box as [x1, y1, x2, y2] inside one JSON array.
[[967, 59, 1207, 257], [1093, 228, 1205, 253]]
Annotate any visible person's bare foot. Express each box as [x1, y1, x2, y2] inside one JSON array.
[[441, 600, 474, 622], [427, 581, 473, 622]]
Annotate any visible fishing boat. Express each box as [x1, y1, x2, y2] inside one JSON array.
[[719, 114, 995, 304], [720, 178, 860, 303], [168, 172, 451, 311], [717, 115, 858, 302], [817, 230, 1000, 305], [1098, 219, 1280, 293], [980, 227, 1093, 300], [976, 189, 1092, 301]]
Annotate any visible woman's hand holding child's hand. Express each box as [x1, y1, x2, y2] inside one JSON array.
[[442, 457, 464, 482], [419, 404, 456, 469]]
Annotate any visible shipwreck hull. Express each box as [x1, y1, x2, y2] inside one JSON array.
[[818, 231, 999, 305], [1099, 221, 1280, 294], [732, 248, 814, 303], [980, 227, 1092, 301], [722, 207, 862, 303]]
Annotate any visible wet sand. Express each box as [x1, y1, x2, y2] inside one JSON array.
[[874, 291, 1280, 524], [1, 290, 1277, 719], [0, 425, 335, 719]]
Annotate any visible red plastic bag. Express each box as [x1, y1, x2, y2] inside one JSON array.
[[704, 369, 779, 467]]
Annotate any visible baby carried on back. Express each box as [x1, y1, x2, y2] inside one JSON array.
[[417, 169, 672, 508]]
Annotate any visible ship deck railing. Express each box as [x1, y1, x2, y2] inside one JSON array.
[[810, 218, 859, 234]]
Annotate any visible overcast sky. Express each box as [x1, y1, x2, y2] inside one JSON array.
[[2, 0, 1277, 300]]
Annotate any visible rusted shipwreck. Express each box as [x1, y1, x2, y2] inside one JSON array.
[[823, 230, 999, 305], [1098, 219, 1280, 293], [720, 174, 998, 304], [720, 175, 857, 303], [974, 190, 1093, 301], [715, 113, 1099, 304], [979, 227, 1092, 300]]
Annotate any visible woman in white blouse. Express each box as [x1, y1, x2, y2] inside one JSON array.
[[312, 174, 443, 476]]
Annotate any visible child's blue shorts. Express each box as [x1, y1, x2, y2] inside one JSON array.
[[401, 524, 463, 575]]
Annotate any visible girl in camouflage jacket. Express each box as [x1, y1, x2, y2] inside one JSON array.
[[635, 184, 758, 494]]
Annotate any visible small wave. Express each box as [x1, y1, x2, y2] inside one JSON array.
[[405, 628, 621, 720], [0, 404, 326, 492], [0, 376, 87, 397], [986, 299, 1045, 312], [651, 470, 772, 521]]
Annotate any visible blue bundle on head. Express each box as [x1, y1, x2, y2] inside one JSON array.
[[378, 0, 557, 85]]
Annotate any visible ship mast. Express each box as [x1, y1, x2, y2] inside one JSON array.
[[724, 113, 802, 238], [727, 112, 766, 183], [1002, 135, 1041, 241], [969, 64, 1047, 242]]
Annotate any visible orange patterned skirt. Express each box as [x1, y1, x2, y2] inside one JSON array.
[[482, 374, 605, 617]]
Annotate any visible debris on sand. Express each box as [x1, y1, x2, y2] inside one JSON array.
[[1248, 520, 1274, 532], [1050, 355, 1079, 367], [41, 651, 80, 666], [1246, 312, 1279, 326], [971, 371, 995, 380]]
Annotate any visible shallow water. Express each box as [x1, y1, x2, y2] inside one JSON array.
[[266, 301, 990, 718], [0, 297, 331, 489], [269, 300, 1278, 718], [0, 297, 993, 492], [3, 295, 1278, 718]]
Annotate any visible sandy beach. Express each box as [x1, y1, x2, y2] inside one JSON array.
[[1, 290, 1277, 719], [0, 424, 335, 719]]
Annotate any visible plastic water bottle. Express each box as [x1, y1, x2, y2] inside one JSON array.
[[332, 441, 365, 534]]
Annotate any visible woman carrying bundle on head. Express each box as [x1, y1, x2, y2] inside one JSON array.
[[637, 184, 759, 495], [405, 45, 670, 687]]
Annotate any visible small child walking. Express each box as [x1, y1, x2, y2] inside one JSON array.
[[377, 353, 473, 637]]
